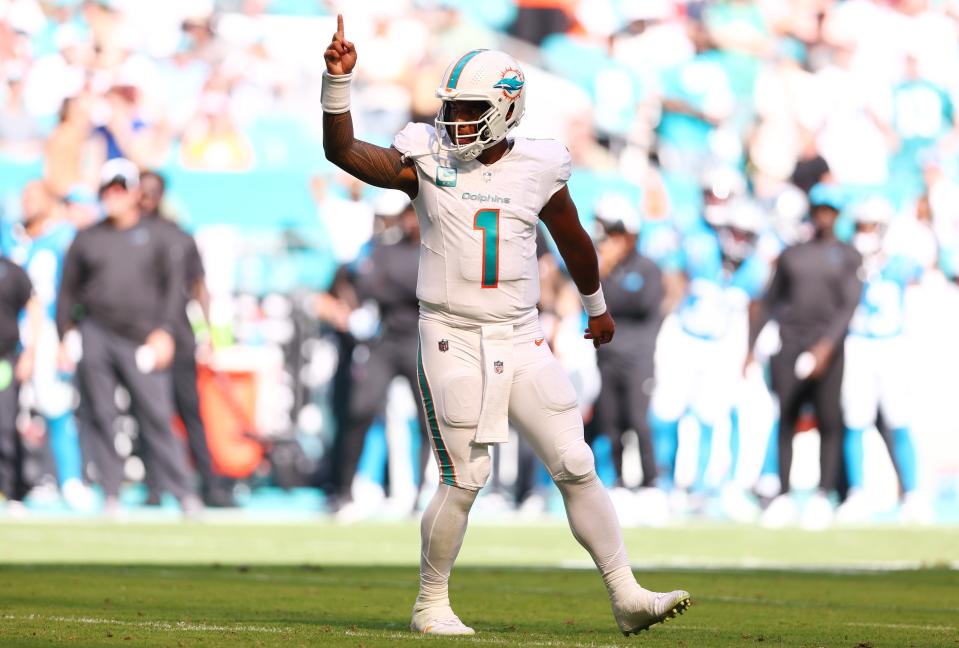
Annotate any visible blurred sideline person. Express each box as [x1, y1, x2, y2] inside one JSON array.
[[0, 256, 39, 514], [590, 194, 664, 516], [57, 159, 203, 518], [839, 197, 928, 523], [747, 184, 863, 529], [1, 181, 95, 510], [322, 193, 430, 518], [139, 170, 235, 508], [321, 15, 689, 637]]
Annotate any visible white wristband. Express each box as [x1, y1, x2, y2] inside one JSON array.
[[322, 71, 353, 114], [581, 286, 607, 317]]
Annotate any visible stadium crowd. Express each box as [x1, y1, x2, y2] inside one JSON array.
[[1, 0, 958, 527]]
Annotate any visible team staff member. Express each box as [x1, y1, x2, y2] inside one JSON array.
[[747, 184, 863, 528], [139, 171, 235, 508], [0, 257, 38, 512], [325, 195, 429, 515], [591, 198, 664, 491], [57, 159, 202, 517]]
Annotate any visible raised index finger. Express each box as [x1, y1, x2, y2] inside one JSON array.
[[336, 13, 344, 37]]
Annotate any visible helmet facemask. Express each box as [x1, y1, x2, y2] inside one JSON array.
[[435, 99, 500, 161]]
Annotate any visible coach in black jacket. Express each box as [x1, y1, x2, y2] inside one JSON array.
[[57, 159, 202, 516]]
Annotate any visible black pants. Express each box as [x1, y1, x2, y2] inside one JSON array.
[[74, 320, 194, 499], [592, 348, 657, 488], [143, 348, 219, 497], [770, 342, 845, 494], [331, 335, 428, 499], [0, 352, 26, 500]]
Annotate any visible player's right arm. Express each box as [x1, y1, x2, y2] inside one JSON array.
[[322, 15, 418, 198]]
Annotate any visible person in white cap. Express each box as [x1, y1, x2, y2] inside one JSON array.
[[56, 158, 203, 518], [321, 14, 689, 638]]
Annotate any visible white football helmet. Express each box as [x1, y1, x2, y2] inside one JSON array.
[[435, 49, 527, 161]]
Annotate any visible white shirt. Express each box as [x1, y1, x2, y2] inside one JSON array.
[[392, 122, 571, 325]]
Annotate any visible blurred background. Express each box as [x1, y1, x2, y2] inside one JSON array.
[[1, 0, 958, 528]]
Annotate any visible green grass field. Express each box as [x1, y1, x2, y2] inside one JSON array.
[[1, 521, 958, 647]]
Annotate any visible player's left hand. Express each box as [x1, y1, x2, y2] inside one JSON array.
[[584, 311, 615, 349], [145, 329, 176, 371], [806, 337, 835, 379]]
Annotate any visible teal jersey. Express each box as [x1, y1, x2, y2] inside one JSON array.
[[677, 223, 765, 340], [849, 254, 923, 339], [0, 220, 76, 322]]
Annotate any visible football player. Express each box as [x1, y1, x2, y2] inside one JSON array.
[[321, 14, 690, 637], [839, 197, 928, 523], [649, 173, 765, 505], [1, 181, 95, 511]]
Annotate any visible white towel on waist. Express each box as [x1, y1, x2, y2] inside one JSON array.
[[473, 323, 514, 444]]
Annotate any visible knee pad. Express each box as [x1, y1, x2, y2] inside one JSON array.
[[554, 439, 595, 481]]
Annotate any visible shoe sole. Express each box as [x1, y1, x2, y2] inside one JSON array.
[[622, 596, 692, 636], [410, 623, 476, 636]]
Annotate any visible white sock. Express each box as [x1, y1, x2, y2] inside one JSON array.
[[556, 471, 637, 598], [415, 483, 479, 612]]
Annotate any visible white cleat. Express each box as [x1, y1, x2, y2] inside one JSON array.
[[635, 487, 671, 527], [835, 489, 877, 524], [410, 606, 475, 636], [612, 586, 692, 635], [899, 492, 935, 525], [761, 493, 799, 528], [799, 492, 835, 531], [720, 485, 760, 524], [62, 479, 98, 512]]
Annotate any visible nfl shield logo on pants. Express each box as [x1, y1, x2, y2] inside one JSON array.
[[438, 339, 449, 352], [494, 360, 504, 374]]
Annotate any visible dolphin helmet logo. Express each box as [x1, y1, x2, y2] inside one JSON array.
[[493, 67, 525, 100]]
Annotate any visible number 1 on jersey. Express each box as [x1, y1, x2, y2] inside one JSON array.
[[473, 209, 499, 288]]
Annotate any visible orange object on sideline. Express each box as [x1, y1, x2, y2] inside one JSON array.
[[195, 363, 264, 478]]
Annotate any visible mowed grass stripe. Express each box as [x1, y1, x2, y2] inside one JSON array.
[[1, 521, 958, 568], [0, 566, 956, 647]]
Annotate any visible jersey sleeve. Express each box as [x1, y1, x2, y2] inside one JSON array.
[[525, 138, 571, 202], [546, 141, 572, 199], [392, 121, 435, 158]]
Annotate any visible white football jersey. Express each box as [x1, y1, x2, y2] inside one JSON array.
[[393, 122, 571, 325]]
